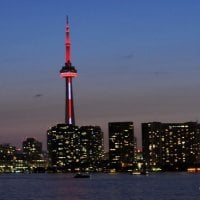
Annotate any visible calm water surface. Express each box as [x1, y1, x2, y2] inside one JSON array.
[[0, 173, 199, 200]]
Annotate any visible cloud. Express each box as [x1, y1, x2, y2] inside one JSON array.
[[154, 71, 170, 76], [123, 54, 134, 59], [34, 94, 43, 98]]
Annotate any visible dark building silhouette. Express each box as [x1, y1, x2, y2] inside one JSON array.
[[142, 122, 200, 171], [109, 122, 135, 172]]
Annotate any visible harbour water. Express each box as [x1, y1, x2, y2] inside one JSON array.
[[0, 173, 199, 200]]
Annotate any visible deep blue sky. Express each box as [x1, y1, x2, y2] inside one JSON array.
[[0, 0, 200, 150]]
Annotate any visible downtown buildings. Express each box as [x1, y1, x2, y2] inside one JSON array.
[[47, 124, 103, 172], [1, 121, 200, 173], [47, 18, 104, 172], [0, 138, 47, 173], [47, 121, 137, 172], [108, 122, 135, 172], [46, 19, 200, 173], [142, 122, 200, 171], [0, 144, 16, 173]]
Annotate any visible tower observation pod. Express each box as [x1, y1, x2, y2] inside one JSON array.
[[60, 17, 77, 125]]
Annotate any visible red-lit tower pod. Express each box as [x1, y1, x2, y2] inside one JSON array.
[[60, 17, 77, 125]]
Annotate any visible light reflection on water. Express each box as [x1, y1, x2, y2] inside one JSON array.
[[0, 173, 199, 200]]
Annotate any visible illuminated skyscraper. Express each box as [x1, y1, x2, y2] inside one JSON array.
[[47, 124, 80, 171], [142, 122, 200, 171], [47, 124, 104, 172], [109, 122, 135, 172], [60, 16, 77, 125], [79, 126, 104, 171]]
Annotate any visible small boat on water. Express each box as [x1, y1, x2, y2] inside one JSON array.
[[132, 171, 141, 175], [74, 173, 90, 178], [132, 170, 149, 175]]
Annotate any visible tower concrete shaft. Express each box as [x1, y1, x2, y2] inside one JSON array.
[[60, 17, 77, 125]]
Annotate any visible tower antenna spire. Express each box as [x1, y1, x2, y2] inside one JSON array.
[[65, 15, 71, 65], [66, 15, 69, 25]]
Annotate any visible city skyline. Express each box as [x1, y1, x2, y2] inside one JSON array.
[[0, 1, 200, 149]]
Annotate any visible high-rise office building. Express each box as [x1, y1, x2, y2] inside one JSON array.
[[142, 122, 200, 171], [79, 126, 104, 171], [109, 122, 135, 172], [47, 124, 80, 172], [47, 124, 104, 172]]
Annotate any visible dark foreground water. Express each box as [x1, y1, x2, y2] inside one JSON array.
[[0, 173, 199, 200]]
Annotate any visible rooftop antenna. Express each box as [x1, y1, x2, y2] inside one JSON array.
[[66, 15, 69, 24]]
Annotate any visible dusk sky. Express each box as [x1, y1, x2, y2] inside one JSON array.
[[0, 0, 200, 150]]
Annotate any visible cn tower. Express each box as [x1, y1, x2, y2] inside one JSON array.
[[60, 17, 77, 125]]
